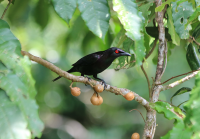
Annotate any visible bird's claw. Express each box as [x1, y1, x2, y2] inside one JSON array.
[[85, 76, 91, 86], [86, 76, 92, 81], [101, 81, 107, 90]]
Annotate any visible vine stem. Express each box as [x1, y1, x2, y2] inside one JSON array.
[[1, 0, 13, 19], [129, 109, 146, 123]]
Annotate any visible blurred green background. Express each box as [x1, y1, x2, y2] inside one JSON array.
[[0, 0, 195, 138]]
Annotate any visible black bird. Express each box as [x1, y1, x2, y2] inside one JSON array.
[[53, 47, 131, 88]]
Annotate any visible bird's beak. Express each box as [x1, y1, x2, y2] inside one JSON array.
[[121, 52, 131, 56]]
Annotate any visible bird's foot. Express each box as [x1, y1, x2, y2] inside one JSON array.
[[86, 76, 92, 81], [101, 81, 107, 90], [85, 76, 92, 86]]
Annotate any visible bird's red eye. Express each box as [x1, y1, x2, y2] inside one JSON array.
[[115, 50, 119, 54]]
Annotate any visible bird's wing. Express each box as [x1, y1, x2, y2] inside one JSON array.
[[72, 51, 104, 66]]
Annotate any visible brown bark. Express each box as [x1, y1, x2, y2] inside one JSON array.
[[142, 0, 165, 138]]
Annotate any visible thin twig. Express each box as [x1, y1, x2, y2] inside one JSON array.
[[70, 82, 73, 88], [190, 36, 200, 46], [163, 2, 168, 19], [86, 80, 99, 94], [129, 109, 146, 123], [177, 100, 188, 108], [115, 60, 136, 71], [157, 69, 200, 85], [162, 70, 199, 91], [141, 64, 151, 98], [86, 80, 94, 88], [119, 39, 158, 92], [141, 39, 158, 98], [1, 0, 13, 19], [21, 50, 151, 110], [117, 38, 158, 71], [145, 39, 158, 60]]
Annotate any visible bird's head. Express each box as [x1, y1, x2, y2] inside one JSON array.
[[108, 47, 131, 58]]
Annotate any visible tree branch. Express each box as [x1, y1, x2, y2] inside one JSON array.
[[159, 40, 168, 80], [141, 39, 158, 98], [162, 71, 199, 91], [141, 65, 151, 97], [145, 39, 158, 60], [190, 36, 200, 46], [21, 50, 151, 110], [1, 0, 12, 19], [143, 0, 165, 138], [157, 69, 200, 85]]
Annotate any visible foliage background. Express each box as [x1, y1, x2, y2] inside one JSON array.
[[0, 0, 196, 138]]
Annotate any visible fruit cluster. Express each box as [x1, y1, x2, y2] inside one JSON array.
[[70, 83, 135, 106]]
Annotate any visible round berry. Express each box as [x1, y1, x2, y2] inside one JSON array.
[[94, 84, 104, 93], [97, 95, 103, 105], [131, 133, 140, 139], [124, 92, 134, 101], [70, 87, 81, 96], [90, 93, 99, 105]]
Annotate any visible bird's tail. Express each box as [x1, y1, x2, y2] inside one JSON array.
[[52, 67, 76, 82]]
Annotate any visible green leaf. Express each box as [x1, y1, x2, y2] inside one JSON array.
[[151, 101, 191, 139], [171, 0, 194, 39], [186, 43, 200, 70], [138, 2, 153, 26], [7, 0, 31, 24], [165, 40, 176, 59], [146, 27, 172, 41], [115, 38, 135, 70], [161, 124, 192, 139], [192, 133, 200, 139], [139, 2, 152, 55], [8, 0, 15, 4], [195, 0, 200, 7], [110, 29, 126, 48], [170, 87, 191, 103], [150, 101, 184, 121], [113, 0, 145, 65], [77, 0, 110, 40], [128, 54, 136, 68], [113, 0, 144, 41], [192, 23, 200, 39], [0, 89, 31, 139], [167, 6, 180, 46], [184, 72, 200, 134], [0, 19, 44, 138], [0, 0, 4, 3], [33, 0, 49, 29], [51, 0, 77, 24], [155, 0, 176, 12], [144, 31, 150, 55], [185, 8, 200, 28]]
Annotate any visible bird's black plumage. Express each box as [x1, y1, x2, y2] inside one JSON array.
[[53, 47, 131, 87]]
